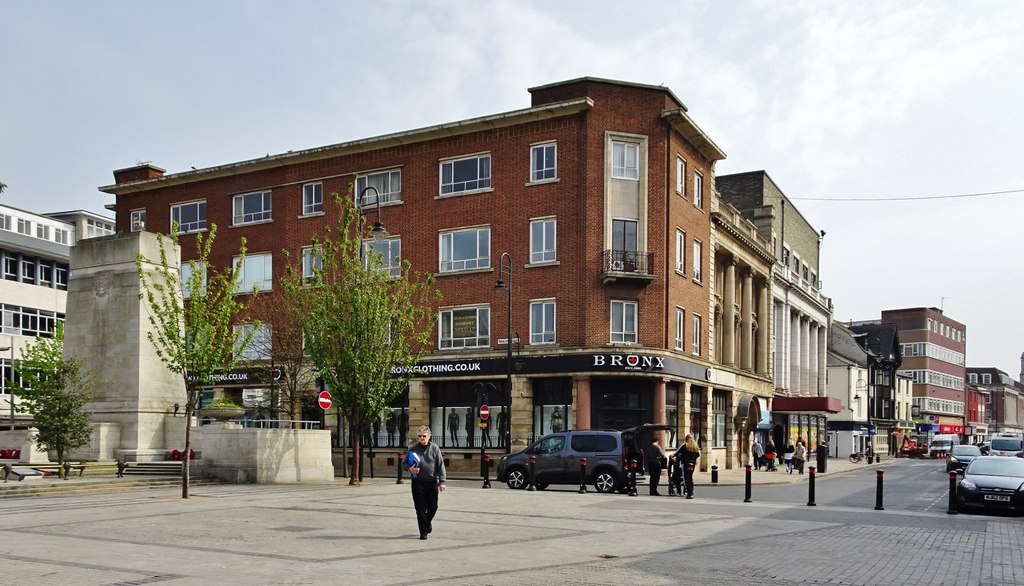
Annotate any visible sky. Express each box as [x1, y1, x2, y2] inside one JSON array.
[[2, 1, 1022, 378]]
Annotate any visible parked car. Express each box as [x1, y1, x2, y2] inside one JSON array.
[[495, 424, 670, 493], [956, 456, 1024, 514], [988, 435, 1023, 458], [946, 444, 982, 472]]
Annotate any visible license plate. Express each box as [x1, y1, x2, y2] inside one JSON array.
[[984, 494, 1011, 502]]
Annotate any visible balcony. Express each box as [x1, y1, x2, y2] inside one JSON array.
[[602, 249, 655, 285]]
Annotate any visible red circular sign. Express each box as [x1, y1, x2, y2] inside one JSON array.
[[479, 404, 490, 420], [318, 390, 332, 410]]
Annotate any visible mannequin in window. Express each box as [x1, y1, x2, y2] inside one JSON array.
[[551, 407, 564, 433], [372, 416, 381, 447], [398, 411, 409, 446], [447, 410, 460, 447], [481, 413, 492, 447], [386, 410, 397, 447], [496, 410, 509, 448], [465, 407, 475, 448]]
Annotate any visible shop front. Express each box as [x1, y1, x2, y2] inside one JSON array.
[[770, 396, 841, 455]]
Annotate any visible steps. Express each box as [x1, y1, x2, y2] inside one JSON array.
[[0, 477, 221, 498], [124, 461, 184, 477]]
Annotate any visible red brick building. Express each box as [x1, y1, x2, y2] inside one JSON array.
[[101, 78, 772, 474]]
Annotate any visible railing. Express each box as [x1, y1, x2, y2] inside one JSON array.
[[602, 250, 654, 279], [236, 419, 321, 430]]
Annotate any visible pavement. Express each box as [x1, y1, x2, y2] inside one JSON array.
[[2, 454, 1021, 586]]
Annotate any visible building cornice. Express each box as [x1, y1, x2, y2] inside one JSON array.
[[661, 108, 727, 162]]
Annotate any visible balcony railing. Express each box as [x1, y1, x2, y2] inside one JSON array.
[[602, 249, 655, 284]]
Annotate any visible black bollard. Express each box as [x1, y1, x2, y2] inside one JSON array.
[[482, 456, 491, 489], [629, 459, 638, 497], [668, 459, 676, 496], [528, 455, 537, 491], [396, 452, 404, 485], [947, 472, 959, 515], [875, 454, 880, 464], [579, 457, 588, 494], [711, 465, 719, 484], [874, 469, 885, 510], [807, 466, 816, 506], [744, 464, 752, 503]]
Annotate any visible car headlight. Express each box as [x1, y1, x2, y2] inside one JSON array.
[[960, 479, 977, 491], [948, 456, 959, 462]]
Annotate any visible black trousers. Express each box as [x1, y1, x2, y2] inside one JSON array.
[[411, 478, 439, 535], [683, 464, 695, 496], [647, 461, 662, 495]]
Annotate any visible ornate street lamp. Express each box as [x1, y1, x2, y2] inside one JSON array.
[[358, 186, 388, 244], [494, 252, 513, 453]]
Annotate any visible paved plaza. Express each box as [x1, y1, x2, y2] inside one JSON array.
[[2, 457, 1023, 585]]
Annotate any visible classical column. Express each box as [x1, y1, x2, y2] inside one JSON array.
[[808, 322, 818, 396], [574, 376, 591, 431], [680, 381, 692, 441], [654, 379, 667, 443], [800, 317, 811, 395], [723, 258, 737, 366], [817, 325, 828, 396], [740, 268, 754, 371], [790, 311, 801, 394], [757, 282, 770, 375]]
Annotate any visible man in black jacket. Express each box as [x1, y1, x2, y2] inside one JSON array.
[[405, 425, 447, 540], [644, 437, 666, 496]]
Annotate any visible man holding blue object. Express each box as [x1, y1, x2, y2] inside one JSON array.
[[405, 425, 446, 540]]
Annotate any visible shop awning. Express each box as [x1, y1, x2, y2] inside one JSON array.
[[772, 396, 842, 414]]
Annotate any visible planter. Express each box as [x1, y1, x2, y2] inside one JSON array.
[[202, 406, 245, 421]]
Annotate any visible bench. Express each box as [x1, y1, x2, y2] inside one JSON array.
[[27, 462, 87, 478], [2, 463, 43, 482]]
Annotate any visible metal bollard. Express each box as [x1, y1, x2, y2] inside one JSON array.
[[528, 455, 537, 491], [947, 471, 959, 515], [579, 457, 588, 494], [396, 452, 404, 485], [711, 465, 719, 484], [807, 466, 816, 506], [875, 454, 880, 464], [629, 459, 639, 497], [744, 464, 752, 503], [874, 469, 885, 510], [668, 459, 676, 496], [482, 456, 492, 489]]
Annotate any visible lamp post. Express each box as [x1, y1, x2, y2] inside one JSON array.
[[494, 252, 513, 453], [1, 345, 12, 430], [358, 185, 388, 246], [856, 378, 867, 454]]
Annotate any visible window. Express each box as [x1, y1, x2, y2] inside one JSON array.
[[530, 218, 556, 263], [130, 209, 147, 232], [689, 388, 702, 443], [86, 218, 114, 238], [530, 300, 556, 345], [233, 191, 272, 225], [440, 227, 490, 272], [302, 183, 323, 215], [180, 260, 207, 299], [781, 247, 790, 267], [694, 171, 704, 208], [530, 143, 557, 182], [440, 306, 490, 349], [440, 154, 491, 194], [363, 238, 402, 277], [0, 214, 10, 231], [692, 313, 702, 355], [356, 170, 402, 205], [17, 218, 31, 235], [611, 141, 639, 180], [982, 373, 992, 384], [968, 373, 978, 384], [234, 323, 271, 361], [612, 219, 638, 252], [610, 300, 637, 344], [171, 201, 206, 234], [301, 246, 322, 281], [35, 224, 50, 240], [675, 307, 684, 350], [692, 240, 703, 282], [675, 229, 685, 274], [234, 252, 272, 293], [712, 391, 727, 447], [54, 228, 69, 245], [3, 257, 15, 280], [20, 258, 35, 283], [676, 157, 686, 194]]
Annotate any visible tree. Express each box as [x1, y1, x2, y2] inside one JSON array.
[[12, 323, 94, 478], [136, 224, 256, 498], [282, 192, 439, 485]]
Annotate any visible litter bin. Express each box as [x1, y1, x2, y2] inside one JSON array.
[[816, 443, 828, 473]]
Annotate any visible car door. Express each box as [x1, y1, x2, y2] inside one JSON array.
[[532, 434, 568, 485], [567, 433, 598, 482]]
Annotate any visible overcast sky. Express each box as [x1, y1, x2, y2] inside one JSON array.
[[3, 1, 1022, 378]]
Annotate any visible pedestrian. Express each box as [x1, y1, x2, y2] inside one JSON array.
[[784, 443, 795, 474], [672, 433, 701, 498], [645, 437, 666, 496], [752, 439, 764, 471], [793, 440, 806, 475], [404, 425, 447, 540], [765, 440, 777, 471]]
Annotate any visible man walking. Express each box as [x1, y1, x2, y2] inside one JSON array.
[[645, 436, 666, 496], [405, 425, 447, 540], [752, 439, 764, 471]]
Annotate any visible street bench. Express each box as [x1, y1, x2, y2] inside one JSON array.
[[2, 463, 43, 482], [28, 463, 88, 478]]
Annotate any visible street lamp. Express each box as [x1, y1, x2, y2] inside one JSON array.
[[493, 251, 513, 453], [1, 345, 12, 431], [358, 185, 388, 242]]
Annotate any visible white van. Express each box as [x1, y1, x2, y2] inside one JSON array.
[[928, 434, 960, 457], [989, 434, 1024, 457]]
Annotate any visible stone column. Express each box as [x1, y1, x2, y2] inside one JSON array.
[[818, 325, 828, 396], [740, 268, 754, 371], [808, 322, 818, 396], [574, 376, 591, 432], [654, 379, 667, 444], [757, 282, 770, 375], [723, 258, 737, 366], [800, 317, 811, 395], [510, 375, 531, 450], [790, 311, 801, 395], [680, 381, 692, 441]]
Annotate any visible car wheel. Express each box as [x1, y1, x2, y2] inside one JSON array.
[[593, 470, 617, 493], [505, 468, 527, 490], [535, 483, 549, 490]]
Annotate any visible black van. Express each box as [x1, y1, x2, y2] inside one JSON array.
[[496, 424, 671, 493]]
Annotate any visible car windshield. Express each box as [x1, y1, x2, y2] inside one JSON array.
[[951, 445, 981, 456], [967, 459, 1024, 477], [991, 438, 1023, 451]]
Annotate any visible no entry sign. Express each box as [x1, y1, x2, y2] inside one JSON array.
[[318, 390, 332, 410], [479, 404, 490, 420]]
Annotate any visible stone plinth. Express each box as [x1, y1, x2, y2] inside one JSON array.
[[199, 427, 334, 483]]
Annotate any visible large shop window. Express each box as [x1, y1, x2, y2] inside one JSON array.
[[689, 388, 702, 444], [532, 378, 572, 443], [666, 384, 679, 447], [430, 381, 508, 450], [358, 390, 410, 449], [712, 391, 727, 448]]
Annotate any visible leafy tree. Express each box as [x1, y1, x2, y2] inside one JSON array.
[[136, 224, 256, 498], [12, 323, 94, 478], [282, 192, 439, 485]]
